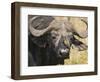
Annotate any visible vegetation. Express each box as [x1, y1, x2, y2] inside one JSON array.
[[64, 36, 88, 64]]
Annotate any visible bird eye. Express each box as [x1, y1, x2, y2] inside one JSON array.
[[52, 36, 56, 39]]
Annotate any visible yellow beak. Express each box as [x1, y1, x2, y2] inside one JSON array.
[[64, 40, 69, 46], [64, 40, 68, 45]]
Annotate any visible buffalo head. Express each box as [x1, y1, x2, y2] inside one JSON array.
[[28, 15, 88, 60]]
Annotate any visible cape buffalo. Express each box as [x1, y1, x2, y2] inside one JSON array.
[[28, 15, 88, 66]]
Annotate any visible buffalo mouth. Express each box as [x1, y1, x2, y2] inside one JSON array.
[[57, 49, 70, 59]]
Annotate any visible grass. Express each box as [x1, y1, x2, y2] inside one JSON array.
[[64, 49, 88, 64], [64, 37, 88, 65]]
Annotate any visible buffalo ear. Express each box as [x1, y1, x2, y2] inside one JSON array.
[[71, 36, 87, 51], [73, 43, 87, 51]]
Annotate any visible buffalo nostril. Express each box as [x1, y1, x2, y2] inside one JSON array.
[[59, 49, 67, 56], [60, 49, 68, 53], [59, 49, 69, 58]]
